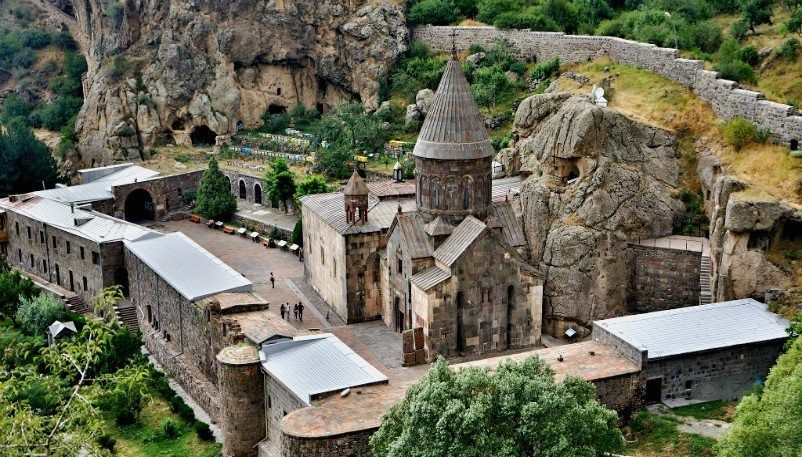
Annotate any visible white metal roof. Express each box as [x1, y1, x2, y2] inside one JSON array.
[[34, 165, 159, 204], [260, 333, 388, 405], [594, 299, 789, 360], [124, 232, 252, 301], [1, 196, 151, 243]]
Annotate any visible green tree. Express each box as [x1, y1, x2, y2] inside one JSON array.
[[0, 120, 60, 196], [316, 146, 353, 179], [0, 268, 39, 322], [292, 220, 303, 246], [294, 174, 329, 201], [717, 336, 802, 456], [370, 356, 623, 457], [0, 94, 32, 125], [741, 0, 775, 32], [16, 293, 68, 336], [195, 157, 237, 221], [263, 158, 296, 213], [408, 0, 460, 25], [92, 285, 124, 324]]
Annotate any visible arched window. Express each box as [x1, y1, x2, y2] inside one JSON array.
[[419, 175, 428, 206], [463, 187, 470, 209], [434, 186, 441, 208]]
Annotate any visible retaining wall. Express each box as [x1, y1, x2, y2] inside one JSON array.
[[629, 244, 701, 312], [412, 26, 801, 147]]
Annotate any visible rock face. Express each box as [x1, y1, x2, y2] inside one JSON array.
[[513, 94, 683, 334], [696, 137, 799, 302], [47, 0, 407, 166]]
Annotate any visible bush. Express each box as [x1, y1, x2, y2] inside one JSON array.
[[495, 6, 560, 30], [12, 48, 36, 69], [292, 220, 303, 246], [721, 117, 768, 150], [468, 44, 486, 54], [52, 32, 77, 50], [181, 188, 198, 205], [408, 0, 459, 25], [269, 227, 283, 241], [738, 44, 759, 66], [195, 157, 237, 221], [289, 104, 319, 129], [39, 96, 83, 131], [162, 419, 179, 439], [0, 326, 44, 367], [97, 435, 117, 451], [531, 57, 561, 82], [776, 38, 799, 61], [16, 293, 68, 336], [714, 59, 756, 83], [168, 395, 195, 422], [10, 375, 64, 415], [194, 420, 214, 441], [261, 112, 290, 134], [16, 29, 52, 49], [1, 95, 32, 125]]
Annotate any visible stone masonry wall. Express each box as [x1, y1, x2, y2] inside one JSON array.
[[113, 169, 204, 220], [280, 428, 374, 457], [266, 373, 306, 445], [629, 244, 701, 312], [591, 323, 646, 369], [345, 232, 385, 323], [413, 26, 802, 147], [5, 209, 106, 303], [303, 208, 348, 321], [643, 340, 785, 401], [592, 372, 642, 420]]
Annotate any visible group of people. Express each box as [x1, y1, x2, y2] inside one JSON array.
[[280, 302, 305, 321]]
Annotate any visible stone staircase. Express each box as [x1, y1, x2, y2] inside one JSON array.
[[114, 304, 139, 330], [700, 255, 712, 305], [64, 295, 90, 315]]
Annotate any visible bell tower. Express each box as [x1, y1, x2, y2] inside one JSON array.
[[344, 169, 368, 225]]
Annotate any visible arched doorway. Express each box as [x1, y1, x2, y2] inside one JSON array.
[[238, 180, 247, 199], [124, 188, 156, 222], [190, 125, 217, 146], [254, 183, 263, 204]]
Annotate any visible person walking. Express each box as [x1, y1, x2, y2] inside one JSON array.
[[284, 303, 289, 320], [280, 303, 285, 320], [298, 302, 304, 322], [293, 303, 299, 320], [270, 272, 275, 288]]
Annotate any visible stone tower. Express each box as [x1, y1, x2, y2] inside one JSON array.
[[344, 169, 369, 225], [412, 54, 494, 225], [217, 344, 265, 457]]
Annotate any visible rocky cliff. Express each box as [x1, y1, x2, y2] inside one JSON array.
[[41, 0, 406, 166], [509, 93, 684, 335]]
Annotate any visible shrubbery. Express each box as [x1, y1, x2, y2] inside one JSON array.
[[16, 293, 68, 336], [721, 117, 769, 150], [195, 157, 238, 221]]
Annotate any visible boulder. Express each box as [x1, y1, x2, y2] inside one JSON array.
[[415, 88, 435, 116], [405, 104, 422, 124], [466, 52, 485, 67]]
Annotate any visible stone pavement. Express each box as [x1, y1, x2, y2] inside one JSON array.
[[160, 220, 324, 331], [236, 201, 299, 233]]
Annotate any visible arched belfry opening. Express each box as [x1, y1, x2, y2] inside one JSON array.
[[124, 188, 156, 222], [190, 125, 217, 146]]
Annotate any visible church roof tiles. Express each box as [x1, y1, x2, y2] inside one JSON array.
[[412, 57, 494, 161], [433, 216, 487, 266]]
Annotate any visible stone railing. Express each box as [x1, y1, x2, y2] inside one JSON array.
[[412, 26, 801, 147]]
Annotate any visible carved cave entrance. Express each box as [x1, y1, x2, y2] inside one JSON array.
[[190, 125, 217, 147], [124, 188, 156, 223], [267, 104, 287, 115]]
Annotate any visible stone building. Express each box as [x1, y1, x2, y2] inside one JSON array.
[[593, 298, 788, 403]]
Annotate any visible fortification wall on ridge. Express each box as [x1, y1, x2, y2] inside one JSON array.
[[412, 26, 801, 147]]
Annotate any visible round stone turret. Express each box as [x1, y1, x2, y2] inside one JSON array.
[[217, 344, 264, 457], [412, 56, 493, 224], [344, 169, 369, 225]]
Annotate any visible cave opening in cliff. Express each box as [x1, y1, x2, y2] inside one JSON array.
[[777, 220, 802, 251], [791, 139, 798, 151], [267, 104, 287, 115], [171, 119, 185, 130], [190, 125, 217, 147]]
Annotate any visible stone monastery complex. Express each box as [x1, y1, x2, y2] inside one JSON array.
[[0, 49, 792, 457]]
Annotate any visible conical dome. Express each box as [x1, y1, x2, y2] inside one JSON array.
[[412, 57, 494, 160], [344, 169, 368, 195]]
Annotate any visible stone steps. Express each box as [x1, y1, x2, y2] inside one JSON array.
[[699, 255, 712, 305], [114, 305, 139, 330], [65, 295, 90, 315]]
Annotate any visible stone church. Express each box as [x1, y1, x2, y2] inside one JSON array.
[[302, 52, 543, 361]]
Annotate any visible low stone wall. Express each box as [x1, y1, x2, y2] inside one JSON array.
[[232, 213, 294, 240], [592, 373, 642, 421], [629, 244, 701, 312], [412, 26, 802, 147], [280, 429, 374, 457]]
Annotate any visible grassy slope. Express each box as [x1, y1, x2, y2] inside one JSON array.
[[552, 58, 800, 208], [626, 411, 718, 457], [109, 396, 221, 457]]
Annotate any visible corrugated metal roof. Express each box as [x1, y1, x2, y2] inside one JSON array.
[[35, 165, 159, 204], [594, 299, 789, 360], [260, 333, 388, 405], [411, 266, 452, 291], [413, 58, 494, 160], [490, 201, 526, 247], [301, 192, 417, 235], [433, 216, 486, 266], [395, 213, 433, 259], [1, 196, 150, 243], [124, 232, 252, 301]]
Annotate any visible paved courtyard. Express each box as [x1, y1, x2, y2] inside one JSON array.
[[160, 220, 324, 331]]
